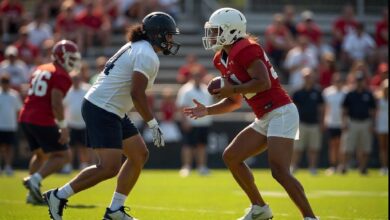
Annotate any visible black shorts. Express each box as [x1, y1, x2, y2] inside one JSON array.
[[69, 128, 86, 146], [183, 126, 209, 147], [82, 99, 139, 149], [20, 123, 68, 153], [328, 128, 342, 138], [0, 131, 16, 145]]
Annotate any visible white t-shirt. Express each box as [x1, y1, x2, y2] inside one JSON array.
[[376, 98, 388, 134], [176, 82, 213, 126], [0, 89, 22, 131], [85, 40, 159, 118], [342, 32, 375, 60], [284, 46, 318, 92], [26, 21, 53, 47], [323, 85, 347, 128], [64, 83, 90, 129]]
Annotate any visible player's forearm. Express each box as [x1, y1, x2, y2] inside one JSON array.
[[52, 102, 65, 121], [232, 79, 270, 94], [131, 90, 154, 123], [207, 96, 241, 115]]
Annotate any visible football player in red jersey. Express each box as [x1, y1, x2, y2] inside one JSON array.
[[184, 8, 318, 220], [19, 40, 81, 205]]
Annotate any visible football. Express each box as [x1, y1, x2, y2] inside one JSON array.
[[207, 76, 225, 95]]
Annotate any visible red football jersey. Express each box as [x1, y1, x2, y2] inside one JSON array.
[[213, 38, 292, 118], [19, 63, 72, 126]]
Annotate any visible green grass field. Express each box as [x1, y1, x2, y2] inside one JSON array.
[[0, 169, 388, 220]]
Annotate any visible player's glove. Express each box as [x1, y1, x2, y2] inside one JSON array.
[[147, 119, 165, 147]]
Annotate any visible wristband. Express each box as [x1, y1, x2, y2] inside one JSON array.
[[147, 118, 158, 128], [56, 120, 67, 129]]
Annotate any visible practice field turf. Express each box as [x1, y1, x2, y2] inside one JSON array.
[[0, 170, 388, 220]]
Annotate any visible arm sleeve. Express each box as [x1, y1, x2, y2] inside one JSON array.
[[133, 52, 158, 80]]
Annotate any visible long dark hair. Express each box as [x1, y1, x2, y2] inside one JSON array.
[[126, 23, 148, 42]]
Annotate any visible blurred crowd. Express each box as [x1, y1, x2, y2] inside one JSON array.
[[0, 0, 388, 176]]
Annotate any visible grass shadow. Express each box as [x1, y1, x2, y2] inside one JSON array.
[[67, 204, 97, 209]]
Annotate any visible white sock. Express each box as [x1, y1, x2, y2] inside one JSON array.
[[57, 183, 74, 199], [32, 173, 42, 183], [109, 192, 127, 211]]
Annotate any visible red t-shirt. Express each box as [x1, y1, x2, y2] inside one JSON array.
[[296, 22, 322, 45], [14, 41, 39, 63], [333, 18, 358, 42], [76, 10, 103, 30], [265, 25, 290, 53], [319, 65, 336, 89], [161, 100, 176, 121], [56, 13, 79, 33], [0, 0, 23, 17], [19, 63, 72, 126], [213, 38, 292, 118], [375, 19, 388, 47]]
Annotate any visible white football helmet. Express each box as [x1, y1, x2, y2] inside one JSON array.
[[202, 8, 247, 51]]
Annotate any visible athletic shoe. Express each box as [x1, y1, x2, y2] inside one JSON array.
[[4, 165, 13, 176], [198, 166, 210, 176], [23, 176, 43, 203], [179, 167, 190, 177], [26, 193, 45, 205], [103, 206, 137, 220], [237, 204, 273, 220], [303, 217, 320, 220], [43, 189, 68, 220]]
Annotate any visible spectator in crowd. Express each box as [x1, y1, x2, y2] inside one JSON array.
[[283, 5, 297, 38], [55, 1, 83, 51], [13, 26, 40, 69], [371, 62, 388, 92], [340, 72, 376, 175], [284, 34, 318, 92], [0, 45, 29, 91], [79, 61, 91, 83], [0, 40, 5, 62], [120, 0, 145, 22], [98, 0, 120, 31], [159, 87, 181, 142], [63, 71, 93, 172], [176, 69, 213, 177], [40, 39, 55, 64], [291, 68, 324, 175], [323, 73, 347, 175], [76, 1, 112, 56], [0, 0, 25, 42], [89, 56, 107, 84], [375, 79, 388, 175], [265, 13, 295, 75], [375, 8, 388, 63], [25, 13, 53, 49], [348, 60, 372, 85], [318, 52, 337, 89], [342, 22, 376, 68], [0, 74, 22, 176], [296, 10, 322, 48], [177, 54, 208, 84], [158, 0, 180, 20], [332, 4, 358, 57]]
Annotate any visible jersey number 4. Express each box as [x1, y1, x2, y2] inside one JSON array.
[[28, 70, 52, 97], [103, 44, 132, 75]]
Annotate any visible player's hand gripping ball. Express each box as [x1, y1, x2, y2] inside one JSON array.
[[207, 76, 224, 95]]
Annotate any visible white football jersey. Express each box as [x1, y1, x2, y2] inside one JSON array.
[[85, 40, 159, 118]]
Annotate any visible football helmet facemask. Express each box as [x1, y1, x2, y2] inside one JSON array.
[[51, 40, 81, 72], [143, 12, 181, 55], [203, 8, 247, 51]]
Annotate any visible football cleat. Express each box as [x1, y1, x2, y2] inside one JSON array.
[[237, 204, 273, 220], [43, 189, 68, 220], [103, 206, 137, 220], [26, 193, 45, 205], [23, 176, 44, 203]]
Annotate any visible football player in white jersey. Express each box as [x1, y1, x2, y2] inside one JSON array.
[[44, 12, 180, 220]]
